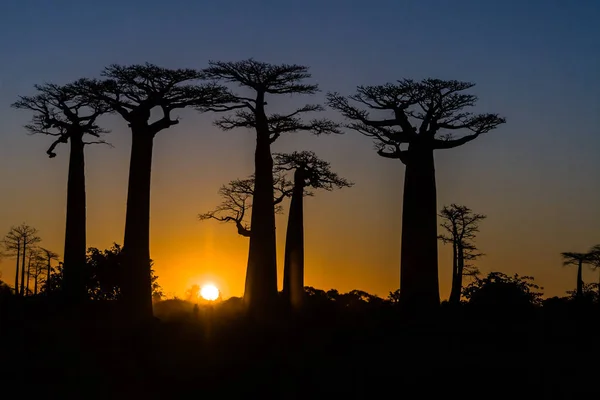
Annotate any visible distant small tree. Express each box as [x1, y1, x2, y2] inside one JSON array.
[[273, 151, 353, 310], [39, 248, 60, 294], [185, 284, 201, 302], [2, 224, 41, 296], [587, 244, 600, 298], [203, 59, 340, 312], [438, 204, 486, 305], [560, 252, 593, 299], [198, 172, 294, 237]]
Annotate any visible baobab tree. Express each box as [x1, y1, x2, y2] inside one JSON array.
[[77, 63, 233, 320], [2, 224, 41, 296], [12, 82, 109, 302], [273, 151, 353, 310], [199, 172, 294, 237], [327, 79, 505, 311], [203, 59, 340, 312], [560, 252, 593, 299], [438, 204, 486, 305], [588, 244, 600, 297]]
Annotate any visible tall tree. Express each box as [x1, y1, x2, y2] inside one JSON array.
[[2, 224, 41, 296], [273, 151, 352, 310], [199, 172, 294, 237], [202, 59, 340, 312], [438, 204, 486, 305], [327, 79, 505, 312], [561, 252, 593, 299], [78, 63, 232, 320], [12, 82, 109, 302]]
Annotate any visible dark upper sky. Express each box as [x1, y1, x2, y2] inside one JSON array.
[[0, 0, 599, 298]]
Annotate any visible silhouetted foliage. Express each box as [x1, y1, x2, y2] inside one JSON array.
[[328, 79, 505, 312], [198, 172, 293, 237], [438, 204, 486, 304], [76, 63, 232, 321], [463, 272, 543, 317], [203, 59, 340, 313], [47, 243, 162, 301], [273, 151, 353, 310]]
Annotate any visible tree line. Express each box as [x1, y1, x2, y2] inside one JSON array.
[[11, 57, 578, 322]]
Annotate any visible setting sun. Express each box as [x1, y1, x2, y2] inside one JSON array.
[[200, 284, 220, 301]]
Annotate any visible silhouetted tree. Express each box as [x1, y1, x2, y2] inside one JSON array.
[[185, 284, 201, 302], [47, 243, 163, 301], [198, 172, 294, 237], [12, 83, 110, 302], [78, 64, 232, 320], [560, 252, 593, 299], [28, 251, 46, 295], [203, 59, 340, 313], [2, 224, 41, 296], [273, 151, 353, 310], [463, 272, 543, 316], [438, 204, 486, 305], [327, 79, 505, 312]]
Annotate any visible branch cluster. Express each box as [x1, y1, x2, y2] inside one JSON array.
[[12, 81, 111, 157], [326, 78, 506, 162], [273, 151, 353, 192]]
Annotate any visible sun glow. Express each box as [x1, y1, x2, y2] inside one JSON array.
[[200, 284, 220, 301]]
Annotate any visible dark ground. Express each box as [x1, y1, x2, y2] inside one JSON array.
[[1, 299, 598, 399]]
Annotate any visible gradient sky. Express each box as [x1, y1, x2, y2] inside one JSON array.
[[0, 0, 599, 300]]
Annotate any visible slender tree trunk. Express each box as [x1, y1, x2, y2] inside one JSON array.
[[46, 259, 52, 293], [244, 131, 278, 314], [449, 241, 459, 304], [20, 239, 27, 296], [282, 169, 305, 310], [26, 255, 31, 296], [456, 243, 465, 302], [576, 259, 583, 298], [121, 126, 155, 321], [34, 274, 38, 295], [14, 241, 20, 296], [399, 144, 440, 312], [62, 134, 88, 303]]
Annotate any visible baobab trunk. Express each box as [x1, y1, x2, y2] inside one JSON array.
[[399, 144, 440, 312], [244, 131, 278, 313], [121, 127, 155, 321], [62, 133, 88, 302], [14, 241, 20, 296], [282, 169, 305, 310], [448, 242, 460, 305], [26, 256, 31, 296], [576, 259, 583, 298], [20, 239, 27, 296]]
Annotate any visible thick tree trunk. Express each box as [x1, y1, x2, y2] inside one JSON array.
[[121, 127, 155, 321], [20, 241, 27, 296], [576, 260, 583, 298], [62, 134, 88, 303], [244, 133, 278, 314], [282, 169, 305, 311], [14, 241, 20, 296], [399, 144, 440, 313]]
